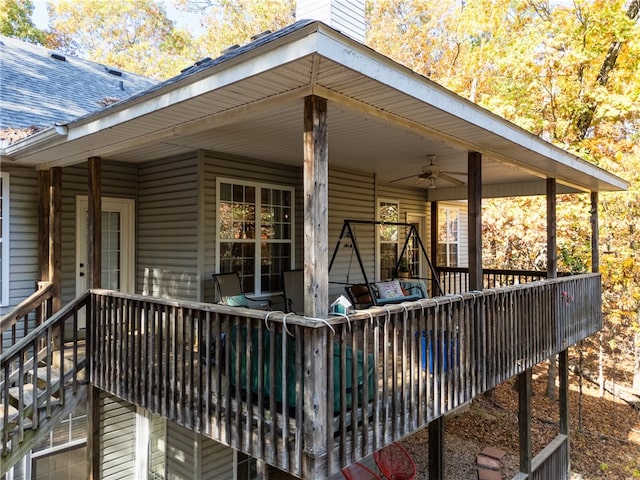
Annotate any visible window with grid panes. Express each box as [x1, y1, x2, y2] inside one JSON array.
[[437, 206, 459, 267], [378, 200, 399, 280], [217, 179, 294, 294]]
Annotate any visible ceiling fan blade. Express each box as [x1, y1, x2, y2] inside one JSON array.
[[439, 173, 466, 186], [440, 170, 467, 177], [389, 173, 420, 183]]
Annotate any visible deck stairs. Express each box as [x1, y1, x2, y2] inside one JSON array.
[[0, 285, 89, 476]]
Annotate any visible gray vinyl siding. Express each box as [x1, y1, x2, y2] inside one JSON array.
[[0, 166, 37, 315], [99, 392, 136, 480], [200, 438, 233, 479], [137, 154, 200, 301], [328, 168, 375, 297], [61, 161, 139, 305], [165, 421, 198, 479], [202, 151, 302, 303]]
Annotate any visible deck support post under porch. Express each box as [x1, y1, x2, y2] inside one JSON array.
[[302, 95, 329, 478], [518, 369, 533, 474]]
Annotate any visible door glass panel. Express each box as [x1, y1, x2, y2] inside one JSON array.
[[101, 211, 121, 290]]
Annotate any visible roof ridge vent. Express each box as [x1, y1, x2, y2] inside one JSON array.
[[51, 52, 66, 61], [221, 44, 240, 55], [105, 67, 122, 76], [251, 30, 272, 41]]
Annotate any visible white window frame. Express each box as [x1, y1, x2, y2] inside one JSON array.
[[0, 172, 9, 306], [215, 177, 295, 294], [377, 199, 399, 281], [438, 206, 460, 267]]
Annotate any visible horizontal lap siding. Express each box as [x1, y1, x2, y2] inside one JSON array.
[[200, 435, 234, 479], [99, 392, 136, 480], [138, 155, 200, 301], [1, 166, 37, 315], [329, 168, 375, 296], [202, 152, 302, 303]]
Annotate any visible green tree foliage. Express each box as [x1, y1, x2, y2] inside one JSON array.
[[0, 0, 46, 44], [369, 0, 640, 380], [177, 0, 295, 58], [47, 0, 197, 79]]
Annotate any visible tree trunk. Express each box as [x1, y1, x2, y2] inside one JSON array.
[[599, 331, 605, 397], [546, 355, 557, 400], [633, 329, 640, 394]]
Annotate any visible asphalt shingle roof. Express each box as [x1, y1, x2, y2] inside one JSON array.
[[0, 35, 158, 130]]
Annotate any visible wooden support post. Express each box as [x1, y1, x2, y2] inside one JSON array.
[[559, 350, 570, 435], [303, 95, 328, 318], [547, 178, 557, 279], [430, 201, 438, 296], [591, 192, 599, 272], [50, 168, 62, 314], [88, 157, 102, 289], [468, 151, 482, 291], [87, 158, 101, 480], [518, 369, 532, 474], [37, 170, 50, 283], [302, 96, 329, 478], [428, 416, 444, 480]]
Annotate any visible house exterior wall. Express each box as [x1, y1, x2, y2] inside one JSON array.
[[136, 154, 200, 301], [0, 166, 38, 316], [99, 392, 136, 480]]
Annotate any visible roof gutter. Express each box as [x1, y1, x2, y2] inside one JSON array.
[[2, 124, 68, 161]]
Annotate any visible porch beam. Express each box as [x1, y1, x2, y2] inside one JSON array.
[[50, 168, 62, 313], [37, 170, 50, 282], [88, 157, 102, 289], [468, 151, 482, 290]]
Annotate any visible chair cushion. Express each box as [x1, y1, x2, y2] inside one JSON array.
[[223, 294, 248, 307]]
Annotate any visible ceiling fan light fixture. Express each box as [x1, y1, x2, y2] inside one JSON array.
[[428, 176, 437, 189]]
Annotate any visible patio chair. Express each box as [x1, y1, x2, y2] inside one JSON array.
[[281, 269, 304, 314], [341, 462, 382, 480], [212, 272, 271, 309], [373, 442, 417, 480]]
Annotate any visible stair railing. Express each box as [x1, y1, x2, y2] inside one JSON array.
[[1, 289, 90, 467]]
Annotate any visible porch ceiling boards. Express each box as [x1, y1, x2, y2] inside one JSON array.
[[3, 21, 626, 199]]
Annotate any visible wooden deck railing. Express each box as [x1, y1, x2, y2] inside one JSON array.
[[1, 290, 89, 475], [512, 434, 569, 480], [437, 267, 551, 294], [89, 273, 601, 479], [1, 282, 53, 354]]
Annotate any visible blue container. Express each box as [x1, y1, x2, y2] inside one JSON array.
[[420, 330, 459, 373]]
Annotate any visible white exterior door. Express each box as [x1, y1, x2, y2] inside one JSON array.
[[76, 196, 135, 297]]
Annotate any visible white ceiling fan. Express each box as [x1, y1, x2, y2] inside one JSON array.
[[390, 155, 466, 188]]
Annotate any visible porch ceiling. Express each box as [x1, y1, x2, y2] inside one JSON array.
[[2, 21, 626, 200]]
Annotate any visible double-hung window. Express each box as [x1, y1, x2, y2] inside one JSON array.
[[217, 178, 294, 294], [378, 200, 399, 280], [437, 206, 459, 267], [0, 173, 8, 306]]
